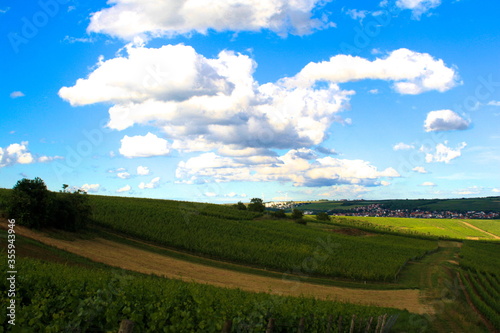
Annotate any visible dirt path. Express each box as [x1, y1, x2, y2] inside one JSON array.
[[460, 220, 500, 240], [11, 225, 433, 315]]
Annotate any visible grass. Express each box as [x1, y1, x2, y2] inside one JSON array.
[[330, 216, 500, 240]]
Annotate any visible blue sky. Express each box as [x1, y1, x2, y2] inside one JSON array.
[[1, 0, 499, 203]]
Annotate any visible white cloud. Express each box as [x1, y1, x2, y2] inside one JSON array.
[[487, 100, 500, 106], [137, 166, 150, 175], [204, 192, 217, 197], [345, 9, 369, 21], [492, 188, 500, 193], [80, 184, 100, 193], [424, 109, 470, 132], [294, 48, 459, 95], [60, 44, 353, 151], [423, 141, 467, 163], [116, 185, 132, 193], [138, 176, 161, 189], [395, 0, 441, 19], [117, 172, 131, 179], [0, 142, 60, 168], [176, 149, 400, 187], [455, 186, 482, 196], [420, 182, 436, 186], [368, 89, 379, 94], [10, 91, 25, 99], [119, 132, 171, 158], [412, 166, 428, 173], [87, 0, 334, 40], [393, 142, 414, 151]]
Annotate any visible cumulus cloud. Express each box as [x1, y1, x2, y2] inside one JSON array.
[[294, 48, 459, 95], [176, 149, 399, 187], [119, 132, 171, 158], [0, 142, 60, 168], [423, 141, 467, 163], [393, 142, 414, 151], [87, 0, 334, 40], [395, 0, 441, 19], [116, 185, 132, 193], [138, 176, 160, 189], [80, 184, 100, 193], [412, 166, 428, 173], [137, 165, 150, 175], [10, 91, 25, 98], [60, 44, 353, 151], [424, 109, 470, 132], [420, 182, 436, 186]]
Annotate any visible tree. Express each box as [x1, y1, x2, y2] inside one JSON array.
[[8, 177, 51, 228], [272, 209, 286, 218], [316, 212, 330, 221], [51, 188, 92, 231], [247, 198, 265, 212], [8, 178, 91, 231], [233, 201, 247, 210], [291, 209, 304, 220]]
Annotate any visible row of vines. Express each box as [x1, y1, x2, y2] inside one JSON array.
[[0, 258, 428, 332], [459, 240, 500, 330], [89, 195, 437, 281]]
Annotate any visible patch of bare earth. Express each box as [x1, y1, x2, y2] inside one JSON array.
[[7, 224, 433, 314]]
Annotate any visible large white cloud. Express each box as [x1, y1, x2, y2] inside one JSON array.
[[60, 44, 353, 152], [293, 48, 459, 94], [87, 0, 333, 40], [424, 109, 470, 132], [119, 132, 171, 158], [59, 45, 458, 157], [176, 149, 400, 187]]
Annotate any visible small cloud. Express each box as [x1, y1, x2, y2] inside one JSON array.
[[412, 166, 428, 174], [424, 109, 470, 132], [137, 165, 150, 175], [138, 176, 160, 189], [80, 184, 100, 193], [368, 89, 379, 94], [421, 182, 436, 187], [117, 172, 131, 179], [116, 185, 132, 193], [204, 192, 217, 197], [492, 188, 500, 193], [393, 142, 414, 151], [380, 180, 391, 186], [345, 9, 369, 22], [487, 100, 500, 106], [119, 132, 171, 158], [0, 7, 10, 14], [64, 36, 95, 44], [10, 91, 25, 99], [38, 155, 63, 163], [315, 146, 338, 155]]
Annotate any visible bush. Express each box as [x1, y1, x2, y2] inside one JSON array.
[[316, 212, 330, 221], [272, 209, 286, 218], [291, 209, 303, 220], [233, 201, 247, 210]]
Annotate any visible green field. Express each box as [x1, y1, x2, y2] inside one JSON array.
[[299, 197, 500, 213], [88, 195, 437, 281], [327, 216, 500, 240]]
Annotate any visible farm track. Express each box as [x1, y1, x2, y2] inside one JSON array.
[[459, 220, 500, 240], [10, 224, 434, 315]]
